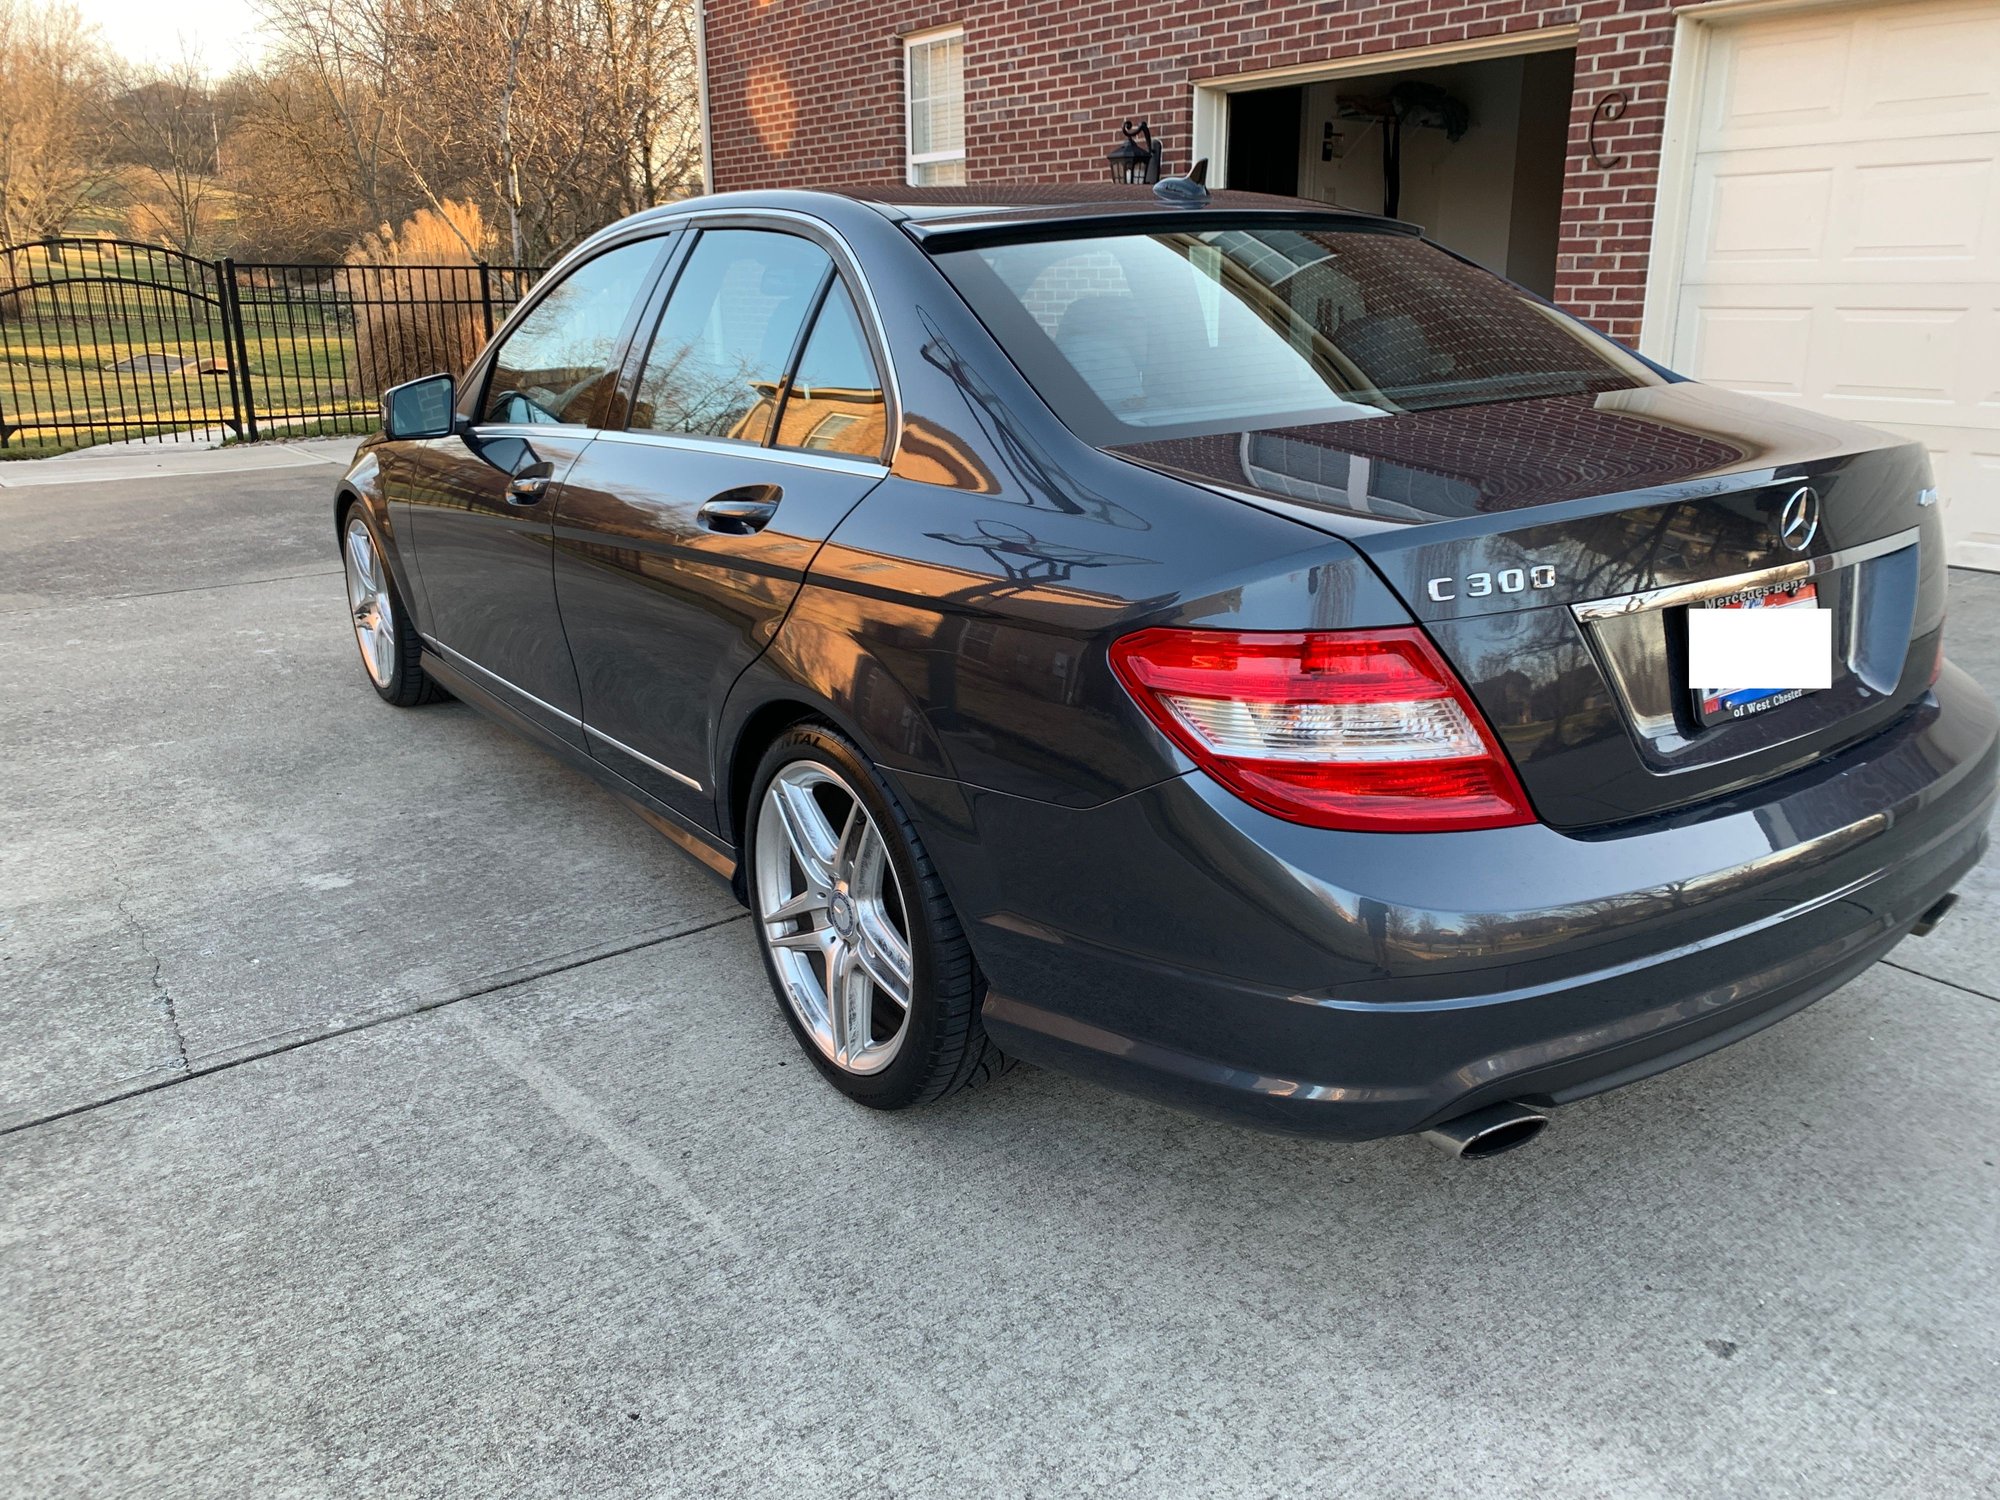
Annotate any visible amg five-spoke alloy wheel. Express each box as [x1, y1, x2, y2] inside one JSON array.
[[748, 724, 1010, 1107], [758, 759, 915, 1073], [342, 509, 442, 707]]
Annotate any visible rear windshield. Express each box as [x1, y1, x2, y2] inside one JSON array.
[[933, 225, 1662, 444]]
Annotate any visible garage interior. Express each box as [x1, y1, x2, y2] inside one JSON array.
[[1224, 48, 1575, 299]]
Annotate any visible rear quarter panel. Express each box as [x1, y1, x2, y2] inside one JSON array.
[[752, 233, 1412, 807]]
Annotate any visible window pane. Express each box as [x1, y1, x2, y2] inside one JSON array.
[[628, 230, 830, 442], [935, 229, 1660, 444], [912, 158, 967, 186], [483, 238, 661, 426], [774, 283, 885, 458], [908, 33, 963, 159]]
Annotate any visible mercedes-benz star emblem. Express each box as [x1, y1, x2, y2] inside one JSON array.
[[1778, 487, 1821, 553]]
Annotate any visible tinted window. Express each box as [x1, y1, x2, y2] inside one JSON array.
[[628, 230, 830, 443], [482, 237, 662, 426], [773, 282, 886, 459], [934, 227, 1660, 443]]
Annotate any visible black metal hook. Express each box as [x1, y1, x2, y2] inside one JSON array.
[[1588, 91, 1628, 171]]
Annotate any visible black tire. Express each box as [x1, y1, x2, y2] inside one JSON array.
[[745, 722, 1013, 1109], [340, 505, 445, 708]]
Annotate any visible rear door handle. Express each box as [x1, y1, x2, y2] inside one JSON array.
[[698, 485, 782, 535], [506, 461, 555, 505]]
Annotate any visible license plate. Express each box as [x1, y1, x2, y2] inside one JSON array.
[[1689, 580, 1831, 727]]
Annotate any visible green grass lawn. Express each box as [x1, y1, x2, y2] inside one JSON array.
[[0, 242, 515, 457], [2, 302, 376, 456]]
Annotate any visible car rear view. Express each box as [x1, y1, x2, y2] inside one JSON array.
[[918, 203, 1997, 1149]]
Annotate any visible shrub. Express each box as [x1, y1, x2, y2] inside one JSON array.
[[345, 201, 493, 397]]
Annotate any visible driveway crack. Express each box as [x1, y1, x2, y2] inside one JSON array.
[[1881, 958, 2000, 1006], [3, 909, 750, 1137], [0, 567, 344, 617], [113, 888, 193, 1076]]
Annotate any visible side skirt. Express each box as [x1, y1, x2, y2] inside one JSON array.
[[418, 647, 742, 895]]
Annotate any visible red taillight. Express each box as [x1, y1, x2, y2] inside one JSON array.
[[1109, 627, 1535, 833]]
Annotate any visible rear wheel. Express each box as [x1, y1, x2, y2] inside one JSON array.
[[747, 723, 1011, 1108], [342, 508, 442, 707]]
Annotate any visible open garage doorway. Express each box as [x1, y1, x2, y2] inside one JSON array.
[[1211, 43, 1575, 299]]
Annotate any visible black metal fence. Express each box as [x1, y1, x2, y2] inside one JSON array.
[[0, 239, 543, 455]]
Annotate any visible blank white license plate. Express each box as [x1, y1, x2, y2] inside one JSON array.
[[1687, 581, 1833, 726]]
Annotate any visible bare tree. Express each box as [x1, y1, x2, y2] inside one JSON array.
[[251, 0, 703, 264], [101, 52, 228, 254], [0, 0, 116, 244], [222, 65, 380, 260], [254, 0, 399, 230]]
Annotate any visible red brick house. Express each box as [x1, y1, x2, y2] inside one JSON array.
[[697, 0, 2000, 569]]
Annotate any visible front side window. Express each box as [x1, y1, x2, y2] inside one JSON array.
[[482, 237, 664, 426], [905, 27, 965, 186], [773, 282, 886, 460], [934, 227, 1661, 444], [628, 229, 831, 443]]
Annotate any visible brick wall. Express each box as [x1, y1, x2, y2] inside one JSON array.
[[704, 0, 1709, 343]]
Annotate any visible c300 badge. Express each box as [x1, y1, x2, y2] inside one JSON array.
[[1425, 565, 1558, 603]]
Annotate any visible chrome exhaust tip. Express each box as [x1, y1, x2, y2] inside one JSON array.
[[1912, 892, 1958, 938], [1422, 1101, 1551, 1161]]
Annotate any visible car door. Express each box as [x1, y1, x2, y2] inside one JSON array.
[[552, 223, 893, 826], [392, 233, 672, 744]]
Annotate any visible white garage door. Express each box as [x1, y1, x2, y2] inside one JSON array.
[[1660, 0, 2000, 570]]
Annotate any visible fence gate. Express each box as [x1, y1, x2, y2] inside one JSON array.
[[0, 239, 243, 454], [0, 238, 542, 456]]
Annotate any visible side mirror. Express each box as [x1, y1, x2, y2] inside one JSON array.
[[382, 373, 457, 440]]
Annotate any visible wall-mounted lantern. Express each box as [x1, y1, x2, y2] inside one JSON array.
[[1106, 119, 1163, 185]]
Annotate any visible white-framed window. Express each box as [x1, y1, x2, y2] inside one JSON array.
[[904, 26, 966, 186]]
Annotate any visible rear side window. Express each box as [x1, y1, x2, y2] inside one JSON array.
[[483, 237, 663, 426], [934, 227, 1660, 444], [773, 282, 887, 460], [628, 229, 831, 443]]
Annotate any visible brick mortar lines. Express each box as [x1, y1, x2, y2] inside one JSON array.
[[705, 0, 1722, 343]]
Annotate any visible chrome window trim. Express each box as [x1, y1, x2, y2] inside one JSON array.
[[462, 228, 681, 430], [468, 421, 595, 440], [590, 427, 889, 479], [621, 206, 905, 460], [422, 636, 706, 793], [1570, 529, 1919, 622]]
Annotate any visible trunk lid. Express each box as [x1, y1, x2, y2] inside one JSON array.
[[1111, 383, 1947, 829]]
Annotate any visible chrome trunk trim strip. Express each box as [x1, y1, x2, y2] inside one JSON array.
[[1570, 529, 1919, 621]]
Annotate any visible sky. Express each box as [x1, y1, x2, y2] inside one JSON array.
[[71, 0, 271, 72]]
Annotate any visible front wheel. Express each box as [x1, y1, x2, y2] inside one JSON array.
[[746, 723, 1011, 1109], [341, 508, 443, 707]]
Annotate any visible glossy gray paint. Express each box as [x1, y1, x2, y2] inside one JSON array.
[[337, 185, 1997, 1139]]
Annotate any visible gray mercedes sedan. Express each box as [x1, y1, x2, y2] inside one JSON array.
[[336, 183, 1997, 1158]]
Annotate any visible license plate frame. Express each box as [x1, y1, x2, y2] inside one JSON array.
[[1691, 579, 1827, 727]]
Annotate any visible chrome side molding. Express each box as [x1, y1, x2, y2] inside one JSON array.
[[421, 635, 705, 792]]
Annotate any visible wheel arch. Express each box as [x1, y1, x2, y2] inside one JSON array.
[[723, 698, 825, 854], [715, 619, 956, 852], [716, 645, 990, 986], [334, 455, 429, 635]]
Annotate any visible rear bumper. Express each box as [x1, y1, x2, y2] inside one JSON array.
[[893, 663, 1998, 1141]]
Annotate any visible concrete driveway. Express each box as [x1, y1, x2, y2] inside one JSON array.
[[3, 447, 1997, 1498]]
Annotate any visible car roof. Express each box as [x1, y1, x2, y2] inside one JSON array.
[[611, 184, 1418, 252]]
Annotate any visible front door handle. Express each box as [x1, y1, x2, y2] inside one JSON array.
[[506, 460, 555, 505], [698, 484, 782, 535]]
